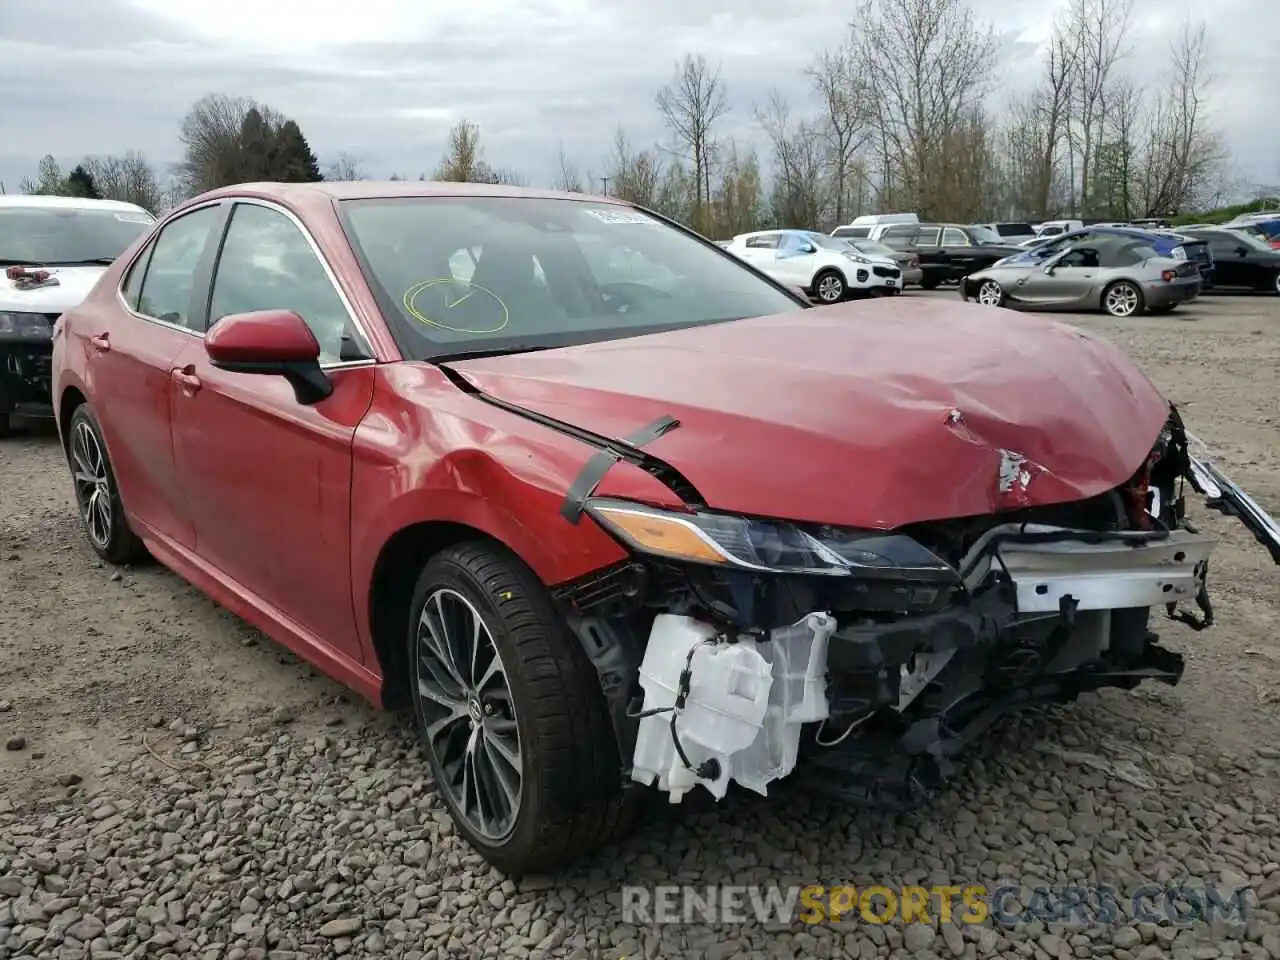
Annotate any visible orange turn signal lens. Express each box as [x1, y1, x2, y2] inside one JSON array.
[[589, 505, 728, 564]]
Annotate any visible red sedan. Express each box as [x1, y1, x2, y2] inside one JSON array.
[[51, 182, 1279, 874]]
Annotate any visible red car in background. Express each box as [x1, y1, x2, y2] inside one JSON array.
[[51, 182, 1279, 875]]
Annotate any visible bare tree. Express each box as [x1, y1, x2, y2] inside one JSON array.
[[175, 94, 286, 196], [806, 45, 872, 224], [325, 153, 364, 180], [81, 152, 164, 212], [607, 128, 665, 209], [1136, 20, 1223, 215], [852, 0, 997, 216], [552, 141, 584, 193], [655, 53, 728, 233], [433, 119, 524, 184], [755, 91, 826, 228], [1062, 0, 1132, 213]]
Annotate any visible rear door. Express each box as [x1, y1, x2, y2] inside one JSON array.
[[83, 202, 227, 548], [168, 199, 378, 663]]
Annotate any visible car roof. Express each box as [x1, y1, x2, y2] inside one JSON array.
[[190, 180, 624, 206], [0, 194, 152, 214]]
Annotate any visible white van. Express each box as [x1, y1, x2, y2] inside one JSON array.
[[831, 213, 919, 242]]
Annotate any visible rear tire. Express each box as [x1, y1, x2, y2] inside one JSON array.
[[812, 269, 846, 304], [1272, 271, 1280, 296], [920, 277, 940, 291], [67, 405, 147, 565], [407, 540, 639, 876], [1102, 281, 1144, 318]]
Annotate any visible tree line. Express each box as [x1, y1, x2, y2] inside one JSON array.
[[12, 0, 1266, 238]]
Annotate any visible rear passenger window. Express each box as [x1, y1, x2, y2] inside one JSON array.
[[135, 206, 221, 331], [915, 227, 941, 245]]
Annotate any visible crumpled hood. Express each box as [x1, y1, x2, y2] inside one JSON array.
[[1, 266, 107, 314], [449, 297, 1172, 530]]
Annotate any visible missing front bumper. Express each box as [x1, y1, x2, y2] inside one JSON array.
[[1186, 432, 1280, 566]]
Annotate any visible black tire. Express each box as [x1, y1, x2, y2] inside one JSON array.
[[1148, 304, 1177, 314], [920, 277, 941, 291], [1272, 271, 1280, 296], [66, 405, 147, 565], [811, 269, 846, 304], [0, 378, 12, 438], [1101, 280, 1145, 318], [407, 540, 638, 875]]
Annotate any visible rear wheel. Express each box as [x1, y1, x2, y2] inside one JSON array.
[[812, 269, 846, 304], [1272, 271, 1280, 296], [408, 541, 638, 875], [1102, 281, 1144, 318], [920, 277, 940, 291], [67, 405, 147, 564]]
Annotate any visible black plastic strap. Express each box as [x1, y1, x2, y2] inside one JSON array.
[[560, 415, 681, 524]]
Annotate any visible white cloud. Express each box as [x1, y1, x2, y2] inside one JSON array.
[[0, 0, 1275, 195]]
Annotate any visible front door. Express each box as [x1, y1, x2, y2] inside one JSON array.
[[168, 200, 378, 664], [775, 232, 818, 285], [1020, 247, 1100, 304], [83, 203, 226, 548]]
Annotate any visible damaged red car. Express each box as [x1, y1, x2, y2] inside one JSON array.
[[52, 183, 1280, 874]]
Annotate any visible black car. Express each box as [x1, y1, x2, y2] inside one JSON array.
[[1181, 228, 1280, 295], [877, 222, 1025, 289]]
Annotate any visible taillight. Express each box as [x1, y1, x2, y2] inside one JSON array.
[[1160, 269, 1176, 282]]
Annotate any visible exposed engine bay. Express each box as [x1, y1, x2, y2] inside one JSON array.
[[554, 408, 1279, 806]]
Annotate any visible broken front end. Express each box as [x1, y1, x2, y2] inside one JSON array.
[[554, 410, 1279, 805]]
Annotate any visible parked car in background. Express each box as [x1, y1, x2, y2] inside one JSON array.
[[877, 222, 1026, 289], [973, 222, 1037, 243], [961, 234, 1200, 316], [830, 212, 918, 242], [999, 225, 1214, 283], [51, 180, 1279, 875], [728, 229, 901, 302], [842, 237, 923, 286], [1035, 219, 1085, 238], [1225, 215, 1280, 250], [1181, 227, 1280, 294], [0, 195, 156, 436]]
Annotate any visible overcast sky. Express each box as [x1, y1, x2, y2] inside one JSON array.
[[0, 0, 1275, 197]]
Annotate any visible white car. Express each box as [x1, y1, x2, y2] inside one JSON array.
[[1, 195, 155, 435], [726, 229, 902, 303]]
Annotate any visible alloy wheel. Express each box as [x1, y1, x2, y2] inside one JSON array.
[[415, 588, 523, 841], [1105, 283, 1140, 317], [816, 274, 844, 303], [977, 280, 1003, 306], [71, 421, 112, 549], [1273, 271, 1280, 296]]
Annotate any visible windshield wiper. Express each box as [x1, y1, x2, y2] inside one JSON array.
[[0, 258, 49, 267], [433, 344, 558, 363], [47, 256, 117, 266]]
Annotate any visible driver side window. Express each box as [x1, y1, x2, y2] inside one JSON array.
[[208, 203, 370, 364], [1059, 247, 1100, 268]]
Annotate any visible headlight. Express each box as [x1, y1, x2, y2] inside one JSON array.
[[584, 498, 957, 578], [0, 312, 54, 339], [843, 252, 870, 264], [1171, 247, 1187, 260]]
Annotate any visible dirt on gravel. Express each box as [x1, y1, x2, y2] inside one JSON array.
[[1, 291, 1277, 960]]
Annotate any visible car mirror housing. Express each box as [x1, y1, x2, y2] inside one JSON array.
[[204, 309, 333, 405]]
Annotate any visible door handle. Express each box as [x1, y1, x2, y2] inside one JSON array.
[[89, 333, 110, 354], [171, 366, 202, 394]]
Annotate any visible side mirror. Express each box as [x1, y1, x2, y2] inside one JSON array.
[[800, 243, 817, 254], [205, 309, 333, 405], [1237, 246, 1249, 256]]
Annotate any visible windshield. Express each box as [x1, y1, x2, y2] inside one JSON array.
[[966, 225, 1004, 245], [0, 206, 154, 265], [340, 196, 803, 359], [802, 232, 856, 251]]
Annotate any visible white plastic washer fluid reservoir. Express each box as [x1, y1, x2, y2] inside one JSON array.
[[630, 614, 773, 803]]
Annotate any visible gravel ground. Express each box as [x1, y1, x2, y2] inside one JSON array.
[[2, 291, 1278, 959]]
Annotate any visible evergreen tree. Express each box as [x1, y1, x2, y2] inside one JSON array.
[[65, 165, 102, 199], [274, 121, 323, 182], [238, 108, 277, 181]]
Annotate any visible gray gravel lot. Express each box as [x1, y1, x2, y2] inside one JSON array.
[[1, 291, 1278, 959]]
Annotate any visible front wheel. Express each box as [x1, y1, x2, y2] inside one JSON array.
[[1272, 271, 1280, 296], [812, 269, 846, 304], [1102, 281, 1144, 318], [976, 279, 1005, 307], [408, 541, 637, 875], [66, 405, 147, 564]]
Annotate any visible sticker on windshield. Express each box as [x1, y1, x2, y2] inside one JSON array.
[[115, 213, 155, 224], [583, 208, 654, 225]]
